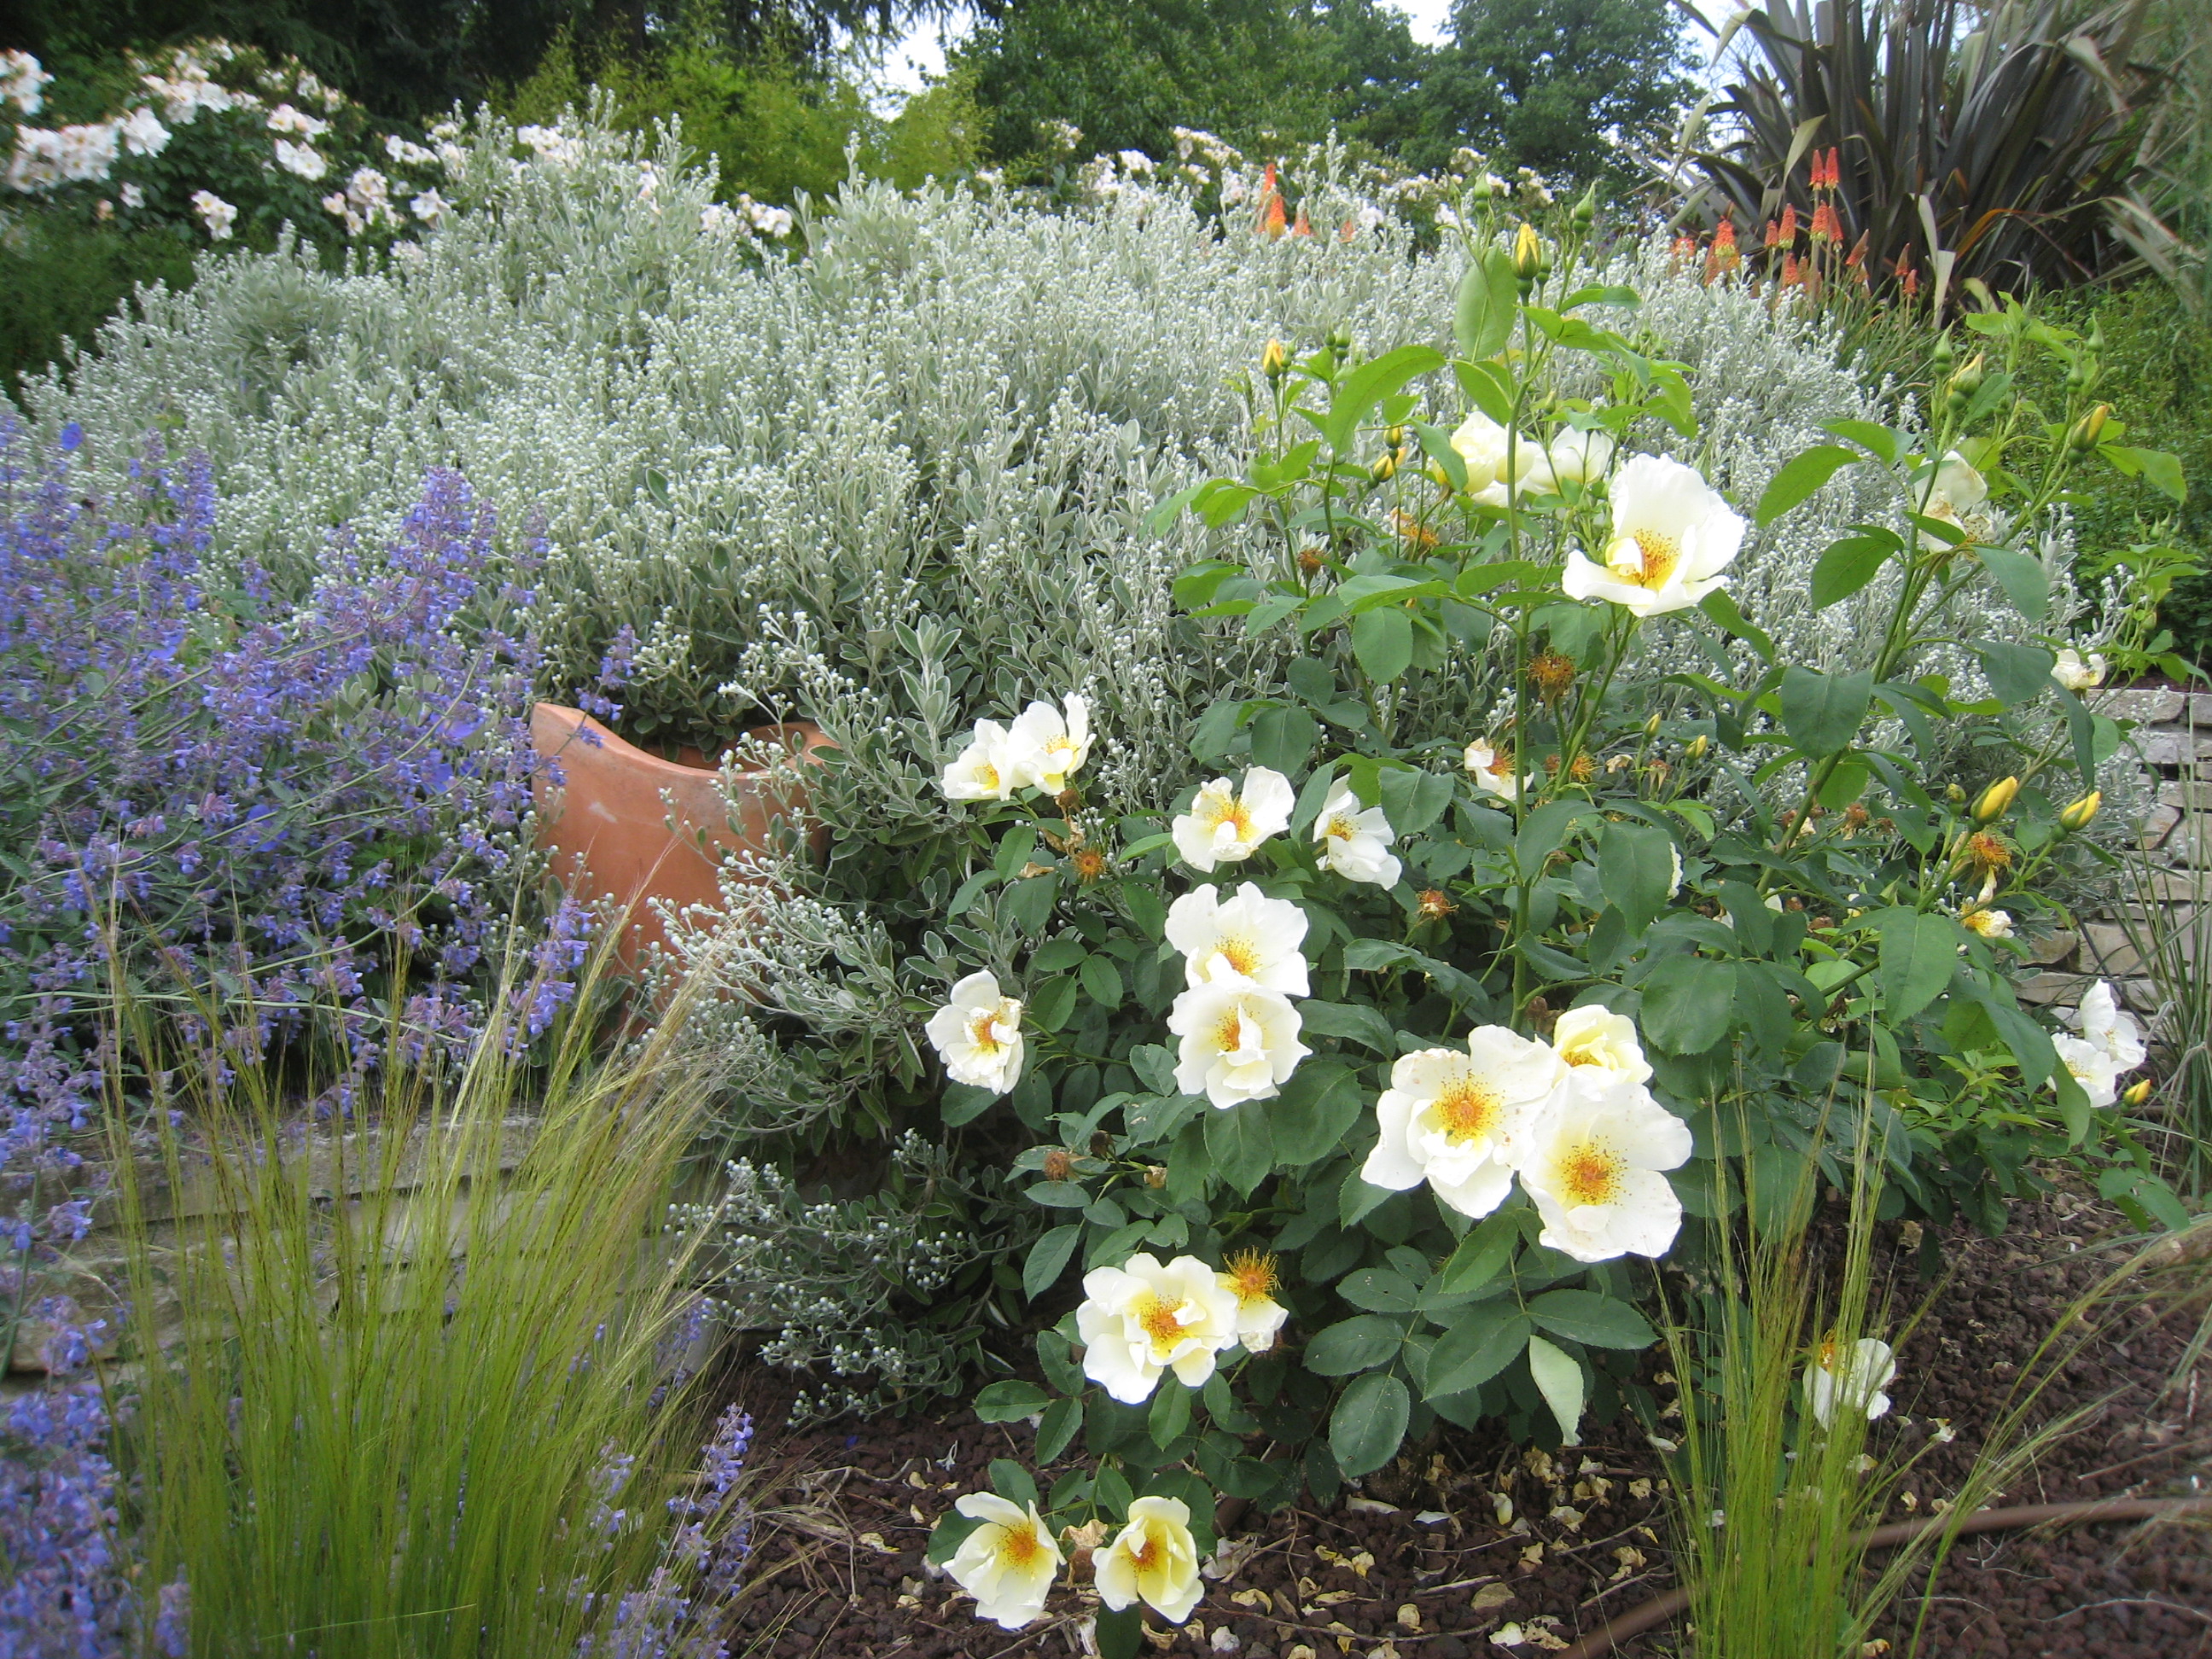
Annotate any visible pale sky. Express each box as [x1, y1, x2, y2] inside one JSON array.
[[868, 0, 1736, 102]]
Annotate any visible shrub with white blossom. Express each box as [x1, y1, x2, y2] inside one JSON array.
[[922, 201, 2176, 1650]]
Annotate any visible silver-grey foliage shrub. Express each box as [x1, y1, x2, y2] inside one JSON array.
[[16, 108, 2136, 1414]]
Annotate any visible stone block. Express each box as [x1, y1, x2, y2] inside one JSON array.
[[2025, 928, 2079, 966], [2138, 802, 2183, 849], [2172, 815, 2212, 868], [2101, 688, 2186, 723], [2014, 971, 2080, 1006], [2160, 779, 2209, 810], [2137, 730, 2212, 768], [2081, 923, 2143, 977]]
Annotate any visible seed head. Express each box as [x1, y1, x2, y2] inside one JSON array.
[[1417, 888, 1458, 921], [1526, 650, 1575, 701]]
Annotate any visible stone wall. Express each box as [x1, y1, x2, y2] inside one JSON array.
[[2018, 687, 2209, 1014]]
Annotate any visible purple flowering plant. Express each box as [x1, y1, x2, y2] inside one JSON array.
[[0, 418, 566, 1350]]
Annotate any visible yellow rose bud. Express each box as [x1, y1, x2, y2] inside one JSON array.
[[1969, 776, 2018, 824], [1261, 339, 1289, 379], [2066, 404, 2111, 453], [2122, 1078, 2153, 1107], [1685, 734, 1709, 760], [1512, 222, 1543, 281], [1643, 712, 1662, 737], [1371, 449, 1400, 482], [2058, 791, 2102, 831]]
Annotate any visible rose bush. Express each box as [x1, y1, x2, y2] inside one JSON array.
[[921, 207, 2180, 1647]]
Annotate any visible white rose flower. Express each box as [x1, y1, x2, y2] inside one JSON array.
[[2074, 979, 2146, 1069], [273, 137, 327, 179], [119, 182, 143, 208], [2050, 649, 2107, 693], [1314, 782, 1401, 887], [1464, 739, 1520, 802], [1548, 1005, 1653, 1086], [1917, 451, 1988, 549], [1164, 882, 1309, 995], [1541, 427, 1615, 486], [1562, 453, 1745, 617], [1806, 1336, 1896, 1427], [946, 1492, 1062, 1629], [2053, 1033, 2123, 1108], [925, 971, 1025, 1094], [1171, 768, 1295, 871], [1008, 694, 1091, 791], [1076, 1253, 1241, 1403], [1218, 1249, 1289, 1353], [1516, 1068, 1693, 1262], [940, 719, 1026, 801], [1361, 1027, 1563, 1220], [119, 105, 170, 156], [1167, 975, 1307, 1108], [1096, 1495, 1204, 1623], [410, 188, 448, 224], [265, 101, 329, 137], [1449, 411, 1541, 499]]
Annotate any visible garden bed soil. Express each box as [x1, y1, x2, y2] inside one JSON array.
[[713, 1189, 2211, 1658]]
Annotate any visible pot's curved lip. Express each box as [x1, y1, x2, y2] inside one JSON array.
[[532, 702, 827, 781]]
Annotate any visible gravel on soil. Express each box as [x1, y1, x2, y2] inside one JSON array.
[[712, 1190, 2211, 1659]]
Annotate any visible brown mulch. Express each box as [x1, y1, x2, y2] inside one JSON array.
[[712, 1188, 2212, 1659]]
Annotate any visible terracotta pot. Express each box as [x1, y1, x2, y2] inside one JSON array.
[[530, 703, 831, 969]]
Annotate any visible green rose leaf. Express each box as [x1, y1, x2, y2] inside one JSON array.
[[1424, 1302, 1531, 1399], [1755, 443, 1860, 527], [1976, 642, 2056, 707], [1598, 820, 1677, 932], [1873, 907, 1960, 1022], [1638, 954, 1737, 1055], [1455, 247, 1521, 362], [1271, 1057, 1366, 1167], [1435, 1211, 1520, 1295], [1779, 666, 1874, 759], [1148, 1374, 1193, 1448], [1205, 1099, 1277, 1196], [1526, 1335, 1586, 1443], [1527, 1289, 1657, 1349], [1329, 1371, 1412, 1478], [1809, 531, 1900, 609], [1976, 547, 2051, 621], [975, 1380, 1052, 1423], [1036, 1396, 1082, 1462], [1080, 952, 1124, 1009], [1305, 1314, 1406, 1376], [1352, 606, 1415, 684], [1023, 1223, 1083, 1300]]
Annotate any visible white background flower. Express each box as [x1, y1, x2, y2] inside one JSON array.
[[1167, 975, 1307, 1107], [1076, 1254, 1240, 1402], [189, 189, 236, 239], [1315, 782, 1400, 886], [1548, 1006, 1652, 1086], [946, 1492, 1062, 1628], [1516, 1068, 1692, 1261], [1806, 1336, 1896, 1427], [119, 105, 170, 156], [273, 137, 327, 179], [1096, 1495, 1204, 1622], [1165, 882, 1308, 994], [925, 970, 1025, 1093], [1562, 453, 1744, 617], [1362, 1027, 1563, 1218], [1172, 768, 1295, 870], [1464, 739, 1520, 802], [1008, 694, 1091, 791]]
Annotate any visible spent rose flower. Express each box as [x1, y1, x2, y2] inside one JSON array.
[[1096, 1496, 1204, 1623], [1076, 1253, 1241, 1403], [946, 1492, 1062, 1629], [1548, 1005, 1652, 1086], [1164, 882, 1309, 994], [1562, 453, 1744, 617], [2050, 648, 2107, 693], [1961, 906, 2013, 940], [1219, 1249, 1288, 1353], [1314, 781, 1400, 886], [940, 719, 1023, 801], [1917, 451, 1988, 549], [1361, 1027, 1563, 1219], [1008, 694, 1091, 791], [1167, 975, 1307, 1108], [1806, 1336, 1896, 1427], [925, 970, 1025, 1093], [1171, 768, 1295, 870], [1516, 1068, 1693, 1262]]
